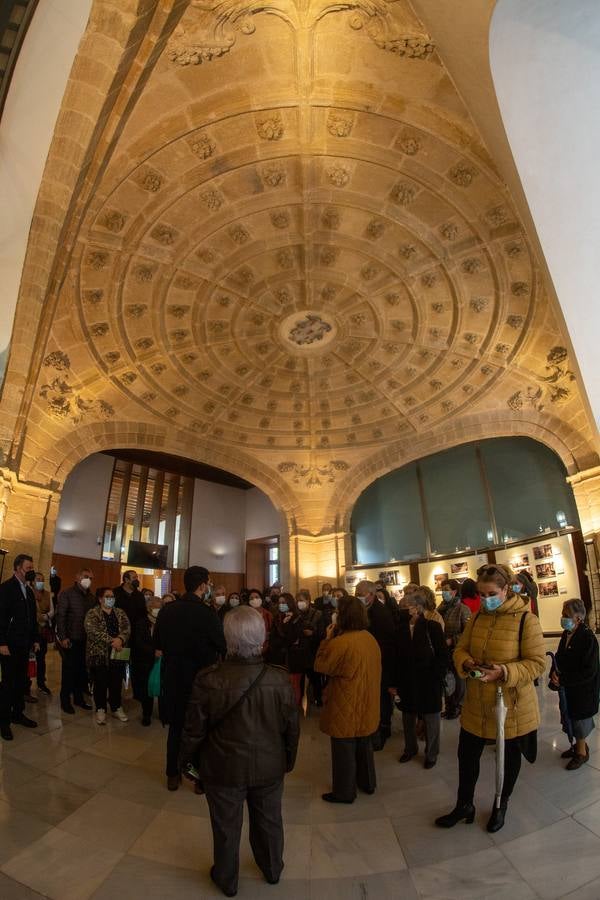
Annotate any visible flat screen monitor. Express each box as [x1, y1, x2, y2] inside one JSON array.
[[126, 541, 168, 570]]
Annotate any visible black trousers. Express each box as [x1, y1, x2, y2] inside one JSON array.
[[379, 685, 393, 736], [457, 727, 522, 806], [91, 662, 124, 712], [330, 736, 376, 802], [303, 669, 323, 704], [60, 639, 89, 705], [166, 723, 183, 777], [140, 696, 154, 719], [27, 636, 48, 690], [205, 779, 284, 896], [0, 647, 28, 723]]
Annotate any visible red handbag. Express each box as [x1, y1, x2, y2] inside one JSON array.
[[28, 653, 37, 679]]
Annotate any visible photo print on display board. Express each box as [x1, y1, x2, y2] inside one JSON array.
[[539, 580, 559, 597], [533, 544, 553, 561], [510, 554, 530, 570], [434, 573, 449, 592], [378, 571, 398, 586], [536, 562, 557, 579], [450, 562, 469, 576]]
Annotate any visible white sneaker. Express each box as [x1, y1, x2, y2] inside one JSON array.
[[112, 707, 128, 723], [96, 709, 107, 725]]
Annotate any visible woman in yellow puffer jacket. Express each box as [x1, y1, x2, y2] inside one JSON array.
[[435, 564, 545, 834]]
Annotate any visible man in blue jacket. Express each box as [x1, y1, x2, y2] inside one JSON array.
[[0, 554, 40, 740]]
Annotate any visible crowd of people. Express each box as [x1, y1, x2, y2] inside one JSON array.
[[0, 554, 598, 897]]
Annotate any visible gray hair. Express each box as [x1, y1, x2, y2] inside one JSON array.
[[410, 590, 428, 611], [355, 579, 375, 597], [564, 598, 586, 621], [224, 606, 266, 658]]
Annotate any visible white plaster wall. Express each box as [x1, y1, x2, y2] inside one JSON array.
[[245, 487, 290, 586], [0, 0, 92, 383], [54, 452, 114, 558], [490, 1, 600, 426], [189, 479, 247, 573]]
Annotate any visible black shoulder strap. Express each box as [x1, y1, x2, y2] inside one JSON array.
[[518, 611, 529, 655], [208, 665, 268, 735]]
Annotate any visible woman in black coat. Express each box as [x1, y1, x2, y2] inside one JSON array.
[[131, 595, 163, 725], [554, 598, 600, 770], [392, 589, 447, 769]]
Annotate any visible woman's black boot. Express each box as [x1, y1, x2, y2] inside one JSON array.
[[487, 800, 507, 833], [435, 803, 475, 828]]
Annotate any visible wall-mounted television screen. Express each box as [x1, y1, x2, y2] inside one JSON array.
[[127, 541, 168, 569]]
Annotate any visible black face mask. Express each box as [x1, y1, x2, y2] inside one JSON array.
[[24, 570, 36, 583], [131, 579, 140, 590]]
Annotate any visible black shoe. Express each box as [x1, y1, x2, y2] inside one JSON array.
[[167, 775, 181, 792], [399, 751, 416, 763], [424, 759, 437, 769], [61, 703, 75, 715], [210, 866, 237, 897], [435, 803, 476, 828], [38, 685, 51, 695], [321, 792, 354, 804], [24, 694, 38, 704], [142, 716, 152, 727], [487, 801, 507, 833], [12, 714, 37, 728], [0, 724, 13, 741], [561, 746, 576, 759], [75, 700, 93, 711], [361, 787, 376, 795]]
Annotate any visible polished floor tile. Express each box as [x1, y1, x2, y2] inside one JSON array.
[[0, 798, 53, 865], [59, 791, 158, 852], [410, 847, 537, 900]]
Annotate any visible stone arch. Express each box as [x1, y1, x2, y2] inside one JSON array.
[[330, 410, 598, 534], [36, 420, 302, 535]]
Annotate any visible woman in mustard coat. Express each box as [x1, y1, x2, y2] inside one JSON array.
[[436, 564, 545, 833], [315, 594, 382, 804]]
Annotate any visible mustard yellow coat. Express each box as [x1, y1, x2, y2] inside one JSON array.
[[315, 630, 381, 739], [454, 595, 545, 740]]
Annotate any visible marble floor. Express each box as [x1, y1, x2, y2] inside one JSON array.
[[2, 647, 600, 899]]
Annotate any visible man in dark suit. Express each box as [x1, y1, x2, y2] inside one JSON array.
[[114, 569, 146, 628], [154, 565, 226, 791], [0, 554, 40, 740], [355, 579, 398, 750]]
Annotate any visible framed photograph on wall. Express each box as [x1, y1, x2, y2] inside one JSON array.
[[378, 571, 398, 586], [533, 544, 553, 561], [536, 562, 556, 579], [450, 561, 469, 576], [539, 580, 559, 597], [434, 572, 449, 592], [510, 553, 530, 570]]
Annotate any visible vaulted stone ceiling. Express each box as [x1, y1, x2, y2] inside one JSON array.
[[4, 0, 599, 537]]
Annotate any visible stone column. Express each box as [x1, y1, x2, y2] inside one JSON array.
[[568, 467, 600, 629], [288, 530, 348, 596], [0, 469, 61, 575]]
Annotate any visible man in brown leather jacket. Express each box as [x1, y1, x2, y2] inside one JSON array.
[[180, 606, 300, 898]]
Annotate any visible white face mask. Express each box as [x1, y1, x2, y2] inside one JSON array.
[[80, 577, 92, 591], [215, 595, 226, 607], [249, 597, 262, 609], [297, 601, 308, 612], [35, 581, 44, 592], [150, 608, 160, 618], [229, 597, 240, 607]]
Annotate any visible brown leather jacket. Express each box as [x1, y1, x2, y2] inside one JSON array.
[[180, 657, 300, 786]]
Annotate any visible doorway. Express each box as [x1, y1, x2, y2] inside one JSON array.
[[246, 535, 280, 591]]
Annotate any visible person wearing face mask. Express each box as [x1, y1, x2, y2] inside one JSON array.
[[392, 589, 447, 769], [56, 568, 95, 715], [553, 598, 600, 769], [153, 566, 227, 790], [114, 570, 147, 628], [25, 571, 53, 699], [0, 554, 41, 739], [314, 585, 338, 629], [355, 580, 398, 751], [291, 590, 324, 707], [512, 571, 539, 617], [436, 564, 545, 833], [49, 565, 62, 609], [438, 579, 471, 720], [162, 592, 176, 605], [247, 589, 273, 638], [213, 589, 229, 620], [84, 588, 131, 725], [132, 594, 164, 725], [265, 593, 305, 704]]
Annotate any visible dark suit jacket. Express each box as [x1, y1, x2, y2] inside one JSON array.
[[0, 575, 39, 648]]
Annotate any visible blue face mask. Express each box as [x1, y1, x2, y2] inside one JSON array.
[[330, 597, 338, 608], [323, 595, 331, 604], [561, 617, 575, 632], [103, 596, 115, 609], [441, 590, 453, 603], [279, 603, 289, 614], [512, 583, 522, 594], [483, 595, 503, 613], [203, 587, 212, 602]]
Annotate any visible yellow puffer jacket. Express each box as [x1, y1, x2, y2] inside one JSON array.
[[315, 630, 381, 739], [454, 594, 545, 740]]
